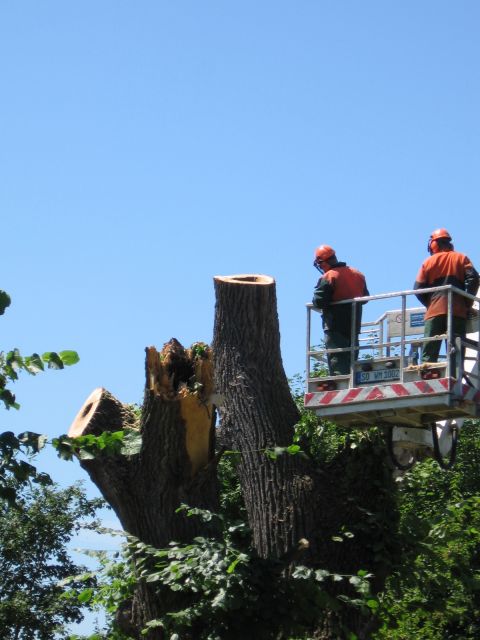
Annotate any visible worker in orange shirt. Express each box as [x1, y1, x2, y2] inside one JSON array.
[[313, 245, 369, 375], [414, 228, 479, 366]]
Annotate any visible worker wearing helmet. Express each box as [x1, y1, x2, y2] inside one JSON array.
[[414, 228, 479, 366], [312, 245, 369, 375]]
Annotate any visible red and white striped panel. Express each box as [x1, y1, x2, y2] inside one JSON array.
[[304, 378, 480, 408]]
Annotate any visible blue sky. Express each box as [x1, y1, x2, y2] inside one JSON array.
[[1, 0, 480, 633]]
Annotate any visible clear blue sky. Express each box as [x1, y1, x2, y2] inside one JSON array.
[[1, 0, 480, 632]]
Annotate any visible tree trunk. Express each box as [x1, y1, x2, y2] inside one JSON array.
[[212, 274, 318, 559], [212, 274, 397, 639], [68, 339, 219, 637]]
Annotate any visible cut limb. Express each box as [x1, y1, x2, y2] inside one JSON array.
[[213, 273, 318, 559], [68, 387, 139, 437]]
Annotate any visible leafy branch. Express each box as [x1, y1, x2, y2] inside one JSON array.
[[52, 430, 142, 461], [0, 348, 79, 410]]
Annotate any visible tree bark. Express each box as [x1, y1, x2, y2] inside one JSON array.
[[212, 274, 318, 559]]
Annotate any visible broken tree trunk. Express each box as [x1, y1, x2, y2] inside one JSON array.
[[68, 340, 218, 546], [68, 339, 219, 637], [212, 274, 318, 559]]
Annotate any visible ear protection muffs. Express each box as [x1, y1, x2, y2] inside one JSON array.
[[428, 228, 452, 255], [427, 237, 439, 255]]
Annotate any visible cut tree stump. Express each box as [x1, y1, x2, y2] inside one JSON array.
[[212, 274, 318, 559]]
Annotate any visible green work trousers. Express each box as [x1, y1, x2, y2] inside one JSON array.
[[422, 315, 466, 371], [324, 330, 357, 375]]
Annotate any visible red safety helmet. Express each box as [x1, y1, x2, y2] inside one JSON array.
[[427, 228, 452, 255]]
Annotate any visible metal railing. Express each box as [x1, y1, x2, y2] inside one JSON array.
[[306, 285, 480, 389]]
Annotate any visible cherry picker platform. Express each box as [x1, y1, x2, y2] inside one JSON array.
[[304, 285, 480, 469]]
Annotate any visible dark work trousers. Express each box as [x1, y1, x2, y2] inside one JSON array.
[[422, 315, 466, 374], [324, 330, 357, 375]]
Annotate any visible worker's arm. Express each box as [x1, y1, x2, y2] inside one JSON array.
[[464, 257, 479, 300], [361, 281, 370, 304], [413, 265, 430, 307], [312, 276, 334, 309]]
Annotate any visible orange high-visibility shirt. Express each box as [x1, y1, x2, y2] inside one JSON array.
[[414, 251, 478, 319]]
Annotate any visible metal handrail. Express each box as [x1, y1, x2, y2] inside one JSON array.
[[307, 284, 480, 308], [306, 285, 480, 385]]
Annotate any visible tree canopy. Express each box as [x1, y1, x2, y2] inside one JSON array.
[[0, 482, 103, 640]]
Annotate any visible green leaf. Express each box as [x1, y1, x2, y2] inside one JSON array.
[[0, 486, 17, 506], [13, 460, 37, 481], [212, 588, 226, 608], [349, 576, 363, 587], [143, 619, 164, 630], [314, 569, 331, 582], [226, 556, 242, 574], [53, 439, 75, 461], [0, 290, 11, 315], [264, 448, 278, 460], [24, 354, 44, 374], [145, 573, 162, 583], [78, 588, 93, 603], [121, 430, 142, 456], [0, 431, 20, 449], [292, 566, 312, 579], [42, 352, 64, 370], [33, 472, 53, 486], [59, 350, 80, 366], [78, 449, 96, 461], [18, 432, 48, 453], [0, 389, 18, 409], [286, 444, 301, 455]]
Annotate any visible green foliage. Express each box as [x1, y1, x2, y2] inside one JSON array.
[[0, 290, 11, 315], [0, 348, 79, 410], [290, 374, 480, 638], [291, 372, 384, 466], [0, 431, 51, 505], [0, 288, 80, 504], [217, 452, 246, 524], [0, 481, 103, 639], [72, 504, 377, 640], [264, 444, 304, 460], [61, 529, 138, 640], [66, 375, 480, 639], [190, 342, 209, 359], [52, 429, 142, 462], [372, 419, 480, 639]]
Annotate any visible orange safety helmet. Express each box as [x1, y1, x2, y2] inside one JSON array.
[[427, 228, 452, 255], [314, 245, 335, 263], [313, 245, 336, 273]]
